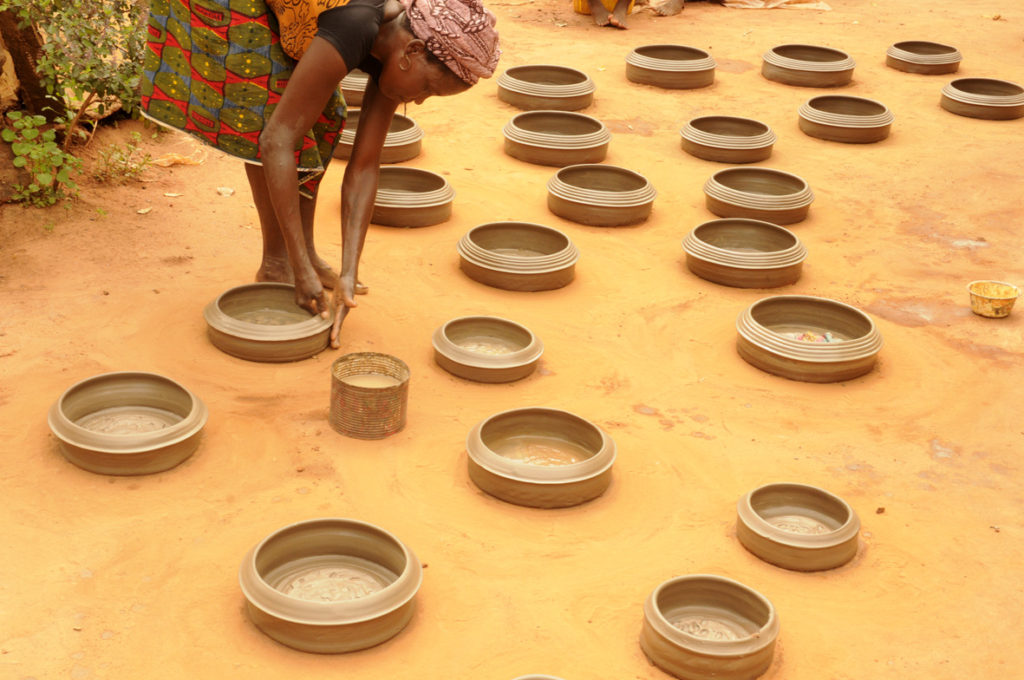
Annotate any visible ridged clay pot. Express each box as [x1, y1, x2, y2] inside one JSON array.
[[547, 164, 657, 227], [239, 518, 422, 653], [466, 407, 616, 508], [798, 95, 894, 143], [333, 109, 423, 163], [762, 44, 855, 87], [680, 116, 776, 164], [640, 574, 779, 680], [48, 371, 208, 475], [341, 69, 369, 107], [497, 65, 596, 111], [503, 110, 610, 166], [433, 316, 544, 383], [735, 295, 884, 383], [886, 40, 961, 75], [683, 218, 807, 288], [204, 282, 332, 362], [940, 78, 1024, 120], [457, 222, 580, 292], [372, 167, 454, 227], [703, 168, 814, 225], [737, 482, 861, 571], [625, 44, 716, 90]]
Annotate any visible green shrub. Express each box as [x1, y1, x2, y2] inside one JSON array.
[[1, 111, 82, 206]]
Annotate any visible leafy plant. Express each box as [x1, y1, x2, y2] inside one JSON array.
[[93, 131, 152, 183], [1, 111, 82, 206]]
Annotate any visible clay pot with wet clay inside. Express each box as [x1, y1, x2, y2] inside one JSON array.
[[547, 164, 657, 227], [761, 44, 855, 87], [503, 110, 611, 167], [239, 518, 422, 653], [48, 371, 208, 475], [940, 78, 1024, 120], [680, 116, 776, 164], [640, 574, 779, 680], [341, 69, 369, 107], [703, 167, 814, 225], [457, 221, 580, 292], [497, 65, 596, 111], [433, 316, 544, 383], [683, 218, 806, 288], [371, 167, 454, 227], [625, 45, 716, 90], [886, 40, 961, 75], [332, 109, 423, 163], [798, 95, 894, 143], [466, 407, 616, 508], [737, 482, 861, 571]]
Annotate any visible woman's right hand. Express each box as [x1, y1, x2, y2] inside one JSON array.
[[330, 273, 358, 347], [295, 266, 331, 319]]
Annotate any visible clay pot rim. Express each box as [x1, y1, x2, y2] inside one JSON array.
[[47, 371, 208, 454], [239, 517, 422, 625], [704, 168, 814, 210], [799, 95, 894, 128], [498, 65, 596, 97], [203, 282, 332, 341], [942, 78, 1024, 105], [458, 222, 580, 274], [763, 44, 856, 72], [683, 219, 807, 269], [548, 164, 658, 207], [626, 44, 716, 72], [966, 279, 1020, 299], [680, 116, 776, 149], [503, 110, 611, 149], [432, 315, 545, 369], [737, 482, 861, 549], [887, 41, 961, 65]]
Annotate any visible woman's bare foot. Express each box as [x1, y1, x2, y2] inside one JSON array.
[[588, 0, 611, 25], [609, 0, 629, 28], [256, 255, 292, 283]]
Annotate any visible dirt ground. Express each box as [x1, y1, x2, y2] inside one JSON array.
[[2, 0, 1023, 678]]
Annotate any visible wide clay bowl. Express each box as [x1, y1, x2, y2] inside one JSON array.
[[886, 41, 961, 75], [497, 65, 596, 111], [547, 164, 657, 227], [761, 44, 855, 87], [683, 218, 807, 288], [341, 69, 369, 107], [640, 574, 779, 680], [433, 316, 544, 383], [457, 221, 580, 291], [680, 116, 776, 164], [204, 282, 331, 362], [798, 95, 894, 143], [625, 44, 716, 90], [703, 168, 814, 225], [239, 518, 422, 653], [503, 110, 610, 166], [466, 407, 616, 508], [372, 167, 454, 227], [735, 295, 884, 383], [48, 371, 208, 475], [940, 78, 1024, 120], [332, 109, 423, 163], [737, 482, 861, 571]]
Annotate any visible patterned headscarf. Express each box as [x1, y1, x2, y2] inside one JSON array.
[[400, 0, 501, 85]]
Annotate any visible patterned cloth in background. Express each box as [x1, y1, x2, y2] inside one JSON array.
[[140, 0, 347, 197]]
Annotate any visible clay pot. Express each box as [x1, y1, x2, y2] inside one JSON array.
[[503, 110, 610, 167], [239, 518, 422, 653], [466, 407, 616, 508], [680, 116, 776, 164], [203, 282, 332, 363], [547, 164, 657, 227], [703, 168, 814, 225], [736, 482, 861, 571], [625, 44, 716, 90], [640, 574, 779, 680], [497, 65, 596, 111], [372, 167, 454, 227], [511, 676, 567, 680], [761, 44, 855, 87], [886, 40, 961, 75], [683, 218, 806, 288], [48, 371, 208, 475], [967, 280, 1019, 318], [432, 316, 544, 383], [329, 352, 410, 439], [798, 95, 894, 143], [735, 295, 884, 383], [341, 69, 369, 107], [940, 78, 1024, 120], [332, 109, 423, 163], [457, 221, 580, 291]]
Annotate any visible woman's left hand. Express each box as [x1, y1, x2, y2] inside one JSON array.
[[330, 273, 358, 348]]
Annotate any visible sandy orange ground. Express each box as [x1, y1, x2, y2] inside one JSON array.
[[2, 0, 1023, 677]]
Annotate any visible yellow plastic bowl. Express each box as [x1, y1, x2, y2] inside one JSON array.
[[967, 280, 1020, 318]]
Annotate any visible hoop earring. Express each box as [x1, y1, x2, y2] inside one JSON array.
[[399, 55, 411, 71]]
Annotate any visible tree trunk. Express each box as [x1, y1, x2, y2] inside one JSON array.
[[0, 10, 63, 122]]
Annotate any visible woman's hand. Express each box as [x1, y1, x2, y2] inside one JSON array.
[[294, 265, 332, 319], [330, 273, 359, 347]]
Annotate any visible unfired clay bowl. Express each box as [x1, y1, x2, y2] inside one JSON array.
[[457, 221, 580, 292], [703, 168, 814, 225], [798, 95, 894, 143], [466, 407, 616, 508], [547, 164, 657, 227], [239, 518, 421, 653], [372, 167, 454, 227], [204, 282, 332, 362], [737, 482, 861, 571], [341, 69, 369, 107], [940, 78, 1024, 120], [48, 371, 208, 475], [736, 295, 884, 383], [497, 65, 596, 111], [762, 44, 855, 87], [640, 574, 779, 680], [683, 218, 807, 288], [503, 110, 611, 166], [625, 44, 716, 90], [886, 41, 961, 75], [332, 109, 423, 163], [680, 116, 776, 164], [433, 316, 544, 383]]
